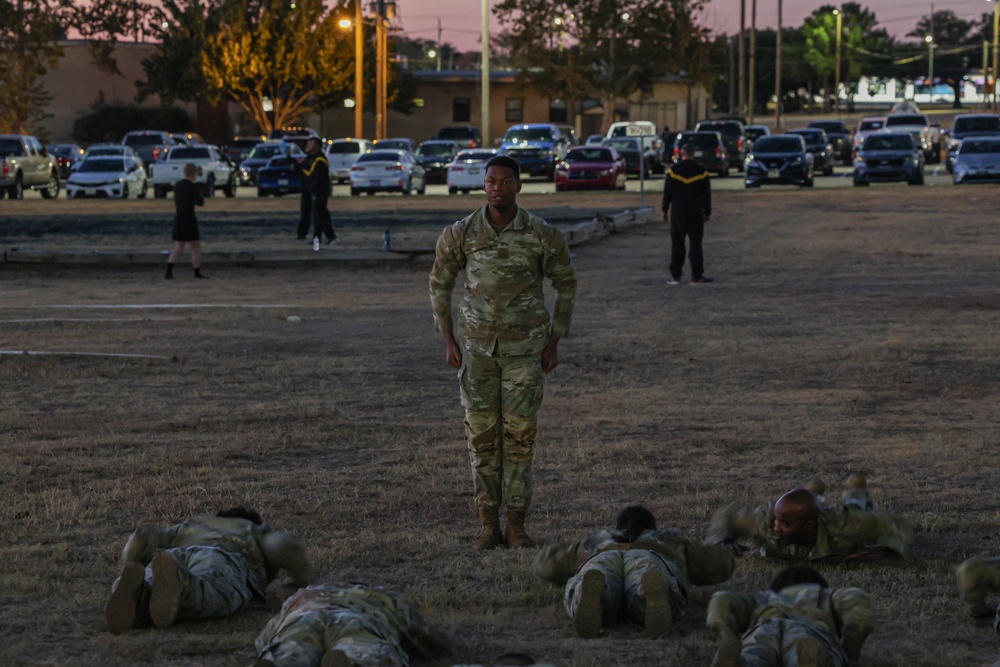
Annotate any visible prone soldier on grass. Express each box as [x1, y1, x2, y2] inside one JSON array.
[[956, 555, 1000, 633]]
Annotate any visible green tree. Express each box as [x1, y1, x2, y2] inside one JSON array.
[[495, 0, 713, 132], [0, 0, 63, 134], [904, 10, 980, 108]]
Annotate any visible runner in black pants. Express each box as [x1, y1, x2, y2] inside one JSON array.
[[661, 143, 712, 285]]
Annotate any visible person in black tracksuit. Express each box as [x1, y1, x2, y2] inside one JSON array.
[[661, 143, 712, 284], [290, 138, 336, 244], [166, 163, 207, 279]]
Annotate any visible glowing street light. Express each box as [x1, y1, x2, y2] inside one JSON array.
[[833, 9, 842, 114], [337, 4, 364, 138]]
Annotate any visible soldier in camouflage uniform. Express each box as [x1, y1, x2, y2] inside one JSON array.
[[429, 155, 577, 551], [957, 556, 1000, 633], [705, 474, 912, 562], [707, 565, 874, 667], [533, 505, 735, 638], [253, 583, 451, 667], [105, 507, 310, 635]]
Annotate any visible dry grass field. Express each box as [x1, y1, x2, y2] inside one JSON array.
[[2, 184, 1000, 667]]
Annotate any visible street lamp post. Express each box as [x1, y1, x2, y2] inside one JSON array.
[[774, 0, 782, 130], [992, 0, 999, 111], [925, 35, 934, 103], [339, 6, 364, 138], [833, 9, 842, 115]]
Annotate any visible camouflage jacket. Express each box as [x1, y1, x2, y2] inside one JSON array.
[[533, 528, 735, 587], [705, 500, 912, 561], [429, 206, 577, 357], [707, 583, 874, 661]]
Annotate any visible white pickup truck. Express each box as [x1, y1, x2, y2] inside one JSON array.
[[0, 134, 60, 199], [882, 113, 941, 163], [148, 145, 237, 198]]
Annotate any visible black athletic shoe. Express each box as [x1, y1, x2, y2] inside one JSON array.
[[691, 277, 714, 284]]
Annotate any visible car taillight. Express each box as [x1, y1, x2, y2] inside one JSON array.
[[152, 147, 160, 161], [673, 147, 679, 157], [351, 166, 364, 171], [716, 147, 723, 156], [386, 165, 403, 171], [2, 163, 8, 174], [451, 166, 464, 172], [737, 138, 744, 151], [470, 141, 477, 148]]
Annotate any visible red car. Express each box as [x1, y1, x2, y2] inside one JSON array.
[[554, 145, 627, 191]]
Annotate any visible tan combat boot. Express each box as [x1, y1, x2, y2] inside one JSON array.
[[472, 506, 504, 550], [505, 509, 536, 548]]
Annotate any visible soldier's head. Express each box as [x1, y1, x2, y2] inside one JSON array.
[[680, 143, 697, 159], [612, 504, 656, 543], [484, 155, 522, 209], [305, 137, 321, 154], [216, 506, 263, 525], [772, 488, 820, 546], [769, 565, 828, 592]]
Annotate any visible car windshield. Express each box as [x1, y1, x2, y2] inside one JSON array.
[[437, 128, 477, 139], [885, 115, 927, 127], [248, 145, 284, 159], [124, 134, 167, 146], [754, 137, 803, 152], [864, 135, 914, 150], [792, 132, 824, 146], [88, 148, 123, 156], [678, 134, 720, 149], [79, 159, 125, 172], [565, 148, 613, 162], [958, 139, 1000, 154], [810, 122, 846, 133], [50, 146, 77, 157], [745, 128, 768, 141], [859, 119, 884, 132], [698, 122, 741, 137], [0, 139, 26, 157], [416, 144, 456, 157], [358, 151, 402, 163], [264, 157, 292, 167], [376, 141, 410, 151], [170, 147, 211, 160], [328, 142, 362, 154], [604, 139, 639, 151], [954, 117, 1000, 134], [456, 151, 494, 161], [505, 128, 555, 142]]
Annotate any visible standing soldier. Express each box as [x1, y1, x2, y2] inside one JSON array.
[[290, 137, 337, 247], [661, 142, 712, 285], [429, 155, 577, 551]]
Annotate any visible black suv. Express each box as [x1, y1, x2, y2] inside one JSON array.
[[808, 120, 852, 165], [433, 125, 483, 149], [693, 120, 746, 171]]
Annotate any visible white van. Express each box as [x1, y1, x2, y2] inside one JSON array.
[[605, 121, 663, 173], [326, 138, 374, 184]]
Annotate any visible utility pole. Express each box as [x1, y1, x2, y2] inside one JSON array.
[[354, 0, 363, 137], [749, 0, 757, 124], [730, 35, 737, 115], [481, 0, 490, 146], [993, 0, 999, 111], [436, 18, 442, 71], [739, 0, 745, 119], [774, 0, 782, 130], [833, 9, 842, 114]]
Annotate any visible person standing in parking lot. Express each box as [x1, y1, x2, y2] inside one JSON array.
[[661, 143, 712, 285], [290, 137, 336, 246], [165, 163, 206, 280]]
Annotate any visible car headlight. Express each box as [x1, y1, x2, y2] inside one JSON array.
[[790, 156, 804, 164], [600, 168, 612, 176]]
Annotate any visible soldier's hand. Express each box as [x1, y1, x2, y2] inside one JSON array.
[[661, 211, 669, 224], [724, 540, 750, 558], [541, 336, 560, 372], [444, 335, 462, 369]]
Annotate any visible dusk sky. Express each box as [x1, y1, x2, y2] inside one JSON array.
[[395, 0, 995, 51]]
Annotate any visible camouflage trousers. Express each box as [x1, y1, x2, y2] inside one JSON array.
[[956, 555, 1000, 631], [739, 618, 848, 667], [150, 545, 258, 621], [255, 585, 413, 667], [459, 352, 544, 511], [564, 550, 686, 626]]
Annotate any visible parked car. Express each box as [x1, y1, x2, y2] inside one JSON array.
[[744, 124, 770, 151], [433, 125, 483, 149], [554, 145, 627, 191], [944, 114, 1000, 173], [499, 123, 566, 179], [744, 134, 814, 188], [694, 119, 746, 171], [48, 143, 85, 179], [882, 113, 940, 163], [372, 138, 417, 155], [585, 134, 606, 145], [605, 121, 663, 173], [81, 144, 141, 166], [225, 136, 265, 164], [853, 132, 924, 186], [121, 130, 177, 165], [602, 137, 644, 175], [951, 136, 1000, 184], [890, 99, 920, 114], [148, 145, 237, 198], [326, 138, 373, 184], [668, 131, 729, 176], [787, 128, 835, 176], [415, 140, 460, 184], [350, 149, 426, 196], [170, 131, 206, 146], [808, 120, 852, 165], [447, 148, 497, 194], [238, 141, 305, 185], [65, 156, 147, 199], [269, 127, 318, 140], [0, 134, 60, 199], [852, 117, 886, 156], [256, 156, 302, 197]]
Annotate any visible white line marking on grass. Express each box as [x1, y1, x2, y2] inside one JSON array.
[[0, 318, 186, 323], [0, 350, 173, 360], [30, 304, 297, 309]]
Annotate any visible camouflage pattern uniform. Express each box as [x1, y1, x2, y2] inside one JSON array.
[[534, 528, 735, 627], [107, 514, 309, 632], [255, 583, 449, 667], [956, 556, 1000, 632], [429, 206, 576, 511], [705, 484, 912, 561], [707, 583, 874, 667]]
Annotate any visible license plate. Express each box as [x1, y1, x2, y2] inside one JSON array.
[[469, 168, 480, 174], [869, 160, 881, 167], [278, 179, 289, 186], [370, 180, 380, 187], [694, 151, 704, 157], [85, 189, 97, 196], [767, 169, 779, 179]]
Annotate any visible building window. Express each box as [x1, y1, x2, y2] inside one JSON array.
[[506, 97, 523, 123], [453, 97, 471, 122], [549, 98, 567, 123]]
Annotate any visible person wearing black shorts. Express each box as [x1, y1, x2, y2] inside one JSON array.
[[166, 163, 207, 279]]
